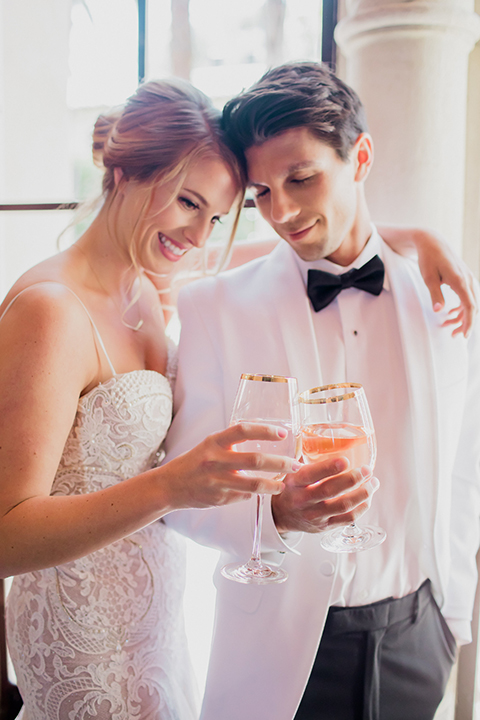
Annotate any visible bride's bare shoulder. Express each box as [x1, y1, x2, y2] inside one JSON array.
[[0, 271, 90, 347], [0, 248, 84, 313]]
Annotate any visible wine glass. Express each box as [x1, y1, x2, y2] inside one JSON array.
[[221, 373, 299, 584], [298, 383, 386, 553]]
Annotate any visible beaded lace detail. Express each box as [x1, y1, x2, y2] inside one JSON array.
[[6, 368, 199, 720]]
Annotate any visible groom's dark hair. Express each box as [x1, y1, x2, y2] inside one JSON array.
[[222, 62, 368, 166]]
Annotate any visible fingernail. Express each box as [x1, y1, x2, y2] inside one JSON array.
[[361, 465, 372, 479], [291, 461, 302, 472], [276, 427, 288, 438], [433, 302, 443, 312]]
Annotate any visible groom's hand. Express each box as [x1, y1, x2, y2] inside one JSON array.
[[271, 458, 379, 534]]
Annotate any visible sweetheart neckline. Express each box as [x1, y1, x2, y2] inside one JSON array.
[[79, 368, 171, 402]]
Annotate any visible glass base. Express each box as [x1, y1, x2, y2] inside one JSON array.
[[320, 524, 386, 553], [221, 558, 288, 584]]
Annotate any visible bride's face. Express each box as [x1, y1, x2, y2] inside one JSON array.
[[117, 155, 239, 275]]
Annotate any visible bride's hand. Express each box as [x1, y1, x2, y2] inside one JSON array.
[[159, 423, 299, 510], [379, 225, 477, 338], [414, 230, 477, 338]]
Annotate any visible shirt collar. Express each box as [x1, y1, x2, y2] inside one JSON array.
[[293, 224, 390, 292]]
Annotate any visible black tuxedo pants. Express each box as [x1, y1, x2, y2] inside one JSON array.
[[293, 580, 457, 720]]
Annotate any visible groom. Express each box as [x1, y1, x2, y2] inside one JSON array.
[[164, 62, 480, 719]]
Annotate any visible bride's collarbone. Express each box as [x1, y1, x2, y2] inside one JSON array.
[[90, 318, 169, 380]]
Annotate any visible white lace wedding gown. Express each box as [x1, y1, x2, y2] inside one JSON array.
[[4, 285, 199, 720]]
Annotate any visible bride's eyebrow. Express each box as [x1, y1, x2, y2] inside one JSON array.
[[182, 188, 208, 206]]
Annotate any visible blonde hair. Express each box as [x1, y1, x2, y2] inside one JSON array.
[[92, 78, 246, 278]]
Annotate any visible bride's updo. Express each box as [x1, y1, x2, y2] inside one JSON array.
[[92, 78, 244, 201], [90, 79, 245, 275]]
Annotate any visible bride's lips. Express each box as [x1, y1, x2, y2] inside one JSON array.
[[286, 222, 317, 242], [158, 233, 189, 262]]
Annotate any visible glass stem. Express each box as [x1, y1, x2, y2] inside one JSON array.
[[251, 494, 265, 564], [343, 522, 362, 538]]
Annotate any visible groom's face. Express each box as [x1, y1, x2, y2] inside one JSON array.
[[245, 126, 367, 265]]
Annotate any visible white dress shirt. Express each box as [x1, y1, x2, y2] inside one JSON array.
[[294, 227, 428, 608]]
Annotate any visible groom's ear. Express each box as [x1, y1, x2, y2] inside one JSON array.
[[353, 134, 374, 182]]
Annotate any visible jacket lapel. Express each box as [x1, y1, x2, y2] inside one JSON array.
[[262, 242, 324, 392]]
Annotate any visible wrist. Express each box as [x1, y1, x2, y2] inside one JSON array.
[[264, 495, 303, 553], [271, 494, 289, 535], [143, 466, 179, 517]]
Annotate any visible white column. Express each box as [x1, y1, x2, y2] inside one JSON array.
[[335, 0, 480, 253], [463, 0, 480, 278]]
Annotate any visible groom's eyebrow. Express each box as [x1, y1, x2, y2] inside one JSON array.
[[247, 161, 317, 186], [287, 161, 315, 172]]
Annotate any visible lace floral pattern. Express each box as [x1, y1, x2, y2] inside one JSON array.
[[6, 370, 199, 720]]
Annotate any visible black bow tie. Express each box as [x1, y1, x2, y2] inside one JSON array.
[[307, 255, 385, 312]]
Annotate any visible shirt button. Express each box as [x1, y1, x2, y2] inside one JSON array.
[[358, 589, 370, 602], [319, 561, 335, 577]]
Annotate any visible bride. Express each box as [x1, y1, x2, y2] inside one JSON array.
[[0, 79, 300, 720], [0, 78, 475, 719]]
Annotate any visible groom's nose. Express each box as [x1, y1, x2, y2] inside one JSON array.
[[269, 189, 301, 225]]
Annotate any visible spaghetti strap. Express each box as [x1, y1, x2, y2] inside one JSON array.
[[0, 281, 117, 376]]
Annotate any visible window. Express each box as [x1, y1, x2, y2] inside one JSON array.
[[0, 0, 335, 697], [1, 0, 335, 295]]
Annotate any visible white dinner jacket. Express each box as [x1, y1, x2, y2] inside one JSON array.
[[164, 237, 480, 720]]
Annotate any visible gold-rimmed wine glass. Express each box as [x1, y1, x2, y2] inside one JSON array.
[[299, 383, 386, 553], [221, 373, 299, 584]]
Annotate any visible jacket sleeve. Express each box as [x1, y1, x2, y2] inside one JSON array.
[[442, 286, 480, 643], [163, 281, 300, 560]]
